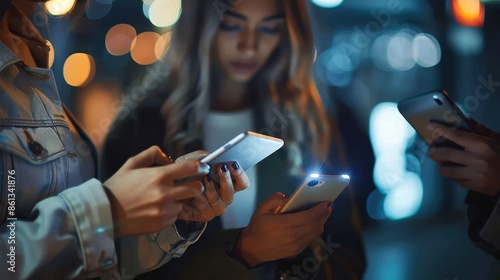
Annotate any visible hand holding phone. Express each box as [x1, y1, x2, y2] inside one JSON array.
[[201, 131, 284, 186], [397, 90, 475, 150], [278, 174, 350, 214], [176, 131, 284, 186]]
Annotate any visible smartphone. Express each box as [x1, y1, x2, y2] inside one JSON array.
[[175, 131, 283, 185], [397, 90, 475, 149], [201, 131, 284, 170], [278, 174, 350, 214]]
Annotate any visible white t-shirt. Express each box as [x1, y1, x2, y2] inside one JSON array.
[[203, 109, 257, 229]]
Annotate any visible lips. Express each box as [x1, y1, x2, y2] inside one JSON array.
[[230, 61, 258, 73]]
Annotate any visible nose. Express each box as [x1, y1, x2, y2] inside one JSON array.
[[237, 28, 258, 58]]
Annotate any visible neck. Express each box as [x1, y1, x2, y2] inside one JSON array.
[[212, 78, 250, 111]]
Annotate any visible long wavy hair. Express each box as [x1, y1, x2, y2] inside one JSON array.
[[159, 0, 345, 173]]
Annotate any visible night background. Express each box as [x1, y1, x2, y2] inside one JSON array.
[[41, 0, 500, 279]]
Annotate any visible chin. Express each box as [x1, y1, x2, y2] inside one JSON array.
[[227, 72, 257, 83]]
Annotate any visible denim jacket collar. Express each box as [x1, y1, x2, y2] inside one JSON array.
[[0, 42, 22, 73]]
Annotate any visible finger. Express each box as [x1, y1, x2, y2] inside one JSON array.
[[154, 160, 210, 182], [160, 202, 183, 225], [203, 174, 221, 205], [175, 150, 210, 163], [470, 118, 497, 137], [256, 192, 289, 214], [427, 123, 478, 149], [437, 166, 472, 181], [124, 146, 172, 169], [281, 201, 330, 228], [427, 147, 471, 165], [164, 183, 204, 202], [216, 163, 235, 205], [228, 161, 250, 192]]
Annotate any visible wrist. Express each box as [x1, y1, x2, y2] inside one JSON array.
[[103, 184, 123, 237], [231, 228, 261, 268]]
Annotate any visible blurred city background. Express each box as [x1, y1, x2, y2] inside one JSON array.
[[40, 0, 500, 279]]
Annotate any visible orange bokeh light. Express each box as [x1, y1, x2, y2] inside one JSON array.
[[130, 32, 162, 65], [105, 24, 137, 56], [451, 0, 484, 28], [63, 53, 96, 87]]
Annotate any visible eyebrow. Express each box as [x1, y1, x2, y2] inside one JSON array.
[[225, 11, 285, 21]]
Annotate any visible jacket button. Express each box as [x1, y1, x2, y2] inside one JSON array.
[[28, 141, 44, 158]]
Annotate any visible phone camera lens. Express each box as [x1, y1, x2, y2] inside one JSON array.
[[308, 180, 319, 187], [433, 95, 443, 106]]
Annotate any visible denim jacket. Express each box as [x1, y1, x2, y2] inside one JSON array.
[[0, 42, 206, 279]]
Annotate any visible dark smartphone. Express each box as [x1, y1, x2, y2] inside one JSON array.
[[397, 89, 475, 150]]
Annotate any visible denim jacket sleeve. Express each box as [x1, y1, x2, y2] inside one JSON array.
[[0, 177, 117, 279]]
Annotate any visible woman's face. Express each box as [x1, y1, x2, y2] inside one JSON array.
[[214, 0, 284, 83]]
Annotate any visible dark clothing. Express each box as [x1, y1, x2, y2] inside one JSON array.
[[101, 92, 367, 279], [465, 191, 500, 259]]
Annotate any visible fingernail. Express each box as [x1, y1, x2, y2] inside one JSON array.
[[427, 123, 435, 130], [206, 173, 212, 182], [327, 202, 334, 208], [231, 162, 240, 170], [221, 163, 228, 173]]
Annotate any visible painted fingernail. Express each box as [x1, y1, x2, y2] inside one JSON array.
[[327, 202, 334, 208], [206, 173, 212, 182], [231, 162, 240, 170], [221, 163, 228, 173]]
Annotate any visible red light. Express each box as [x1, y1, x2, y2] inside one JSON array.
[[451, 0, 485, 27]]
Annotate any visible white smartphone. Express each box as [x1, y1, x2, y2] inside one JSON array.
[[201, 131, 284, 170], [278, 174, 350, 214], [175, 131, 283, 185]]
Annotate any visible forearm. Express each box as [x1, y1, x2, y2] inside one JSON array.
[[0, 179, 116, 279], [118, 220, 207, 279]]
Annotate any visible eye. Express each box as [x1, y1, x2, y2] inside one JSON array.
[[259, 26, 279, 35], [220, 22, 241, 32]]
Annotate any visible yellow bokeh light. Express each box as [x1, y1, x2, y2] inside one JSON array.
[[154, 32, 172, 60], [131, 32, 162, 65], [63, 53, 96, 87], [105, 24, 137, 56], [46, 40, 55, 69], [149, 0, 182, 27], [45, 0, 77, 16]]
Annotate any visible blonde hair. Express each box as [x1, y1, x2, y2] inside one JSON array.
[[160, 0, 345, 173]]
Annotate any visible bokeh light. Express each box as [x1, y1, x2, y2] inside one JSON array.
[[45, 0, 77, 16], [387, 33, 415, 71], [105, 24, 137, 56], [149, 0, 182, 27], [312, 0, 344, 8], [86, 0, 113, 20], [47, 40, 55, 69], [154, 32, 172, 60], [451, 0, 484, 27], [412, 33, 441, 68], [63, 53, 96, 87], [369, 102, 422, 220], [131, 32, 162, 65]]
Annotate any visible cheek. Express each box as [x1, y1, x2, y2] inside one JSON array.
[[214, 34, 236, 64], [260, 36, 281, 60]]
